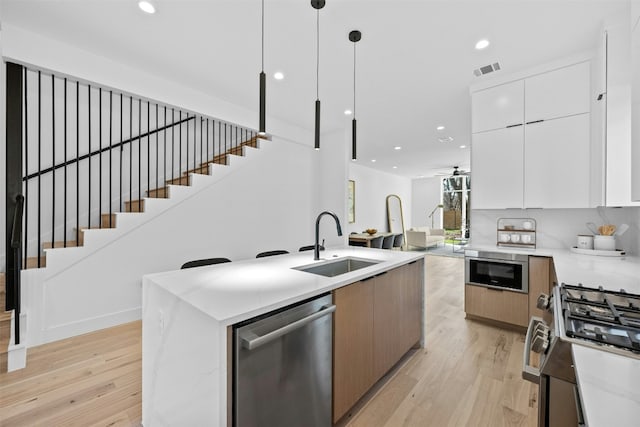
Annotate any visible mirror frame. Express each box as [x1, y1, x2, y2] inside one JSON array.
[[386, 194, 406, 248]]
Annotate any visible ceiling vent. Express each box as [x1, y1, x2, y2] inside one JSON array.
[[473, 62, 501, 77]]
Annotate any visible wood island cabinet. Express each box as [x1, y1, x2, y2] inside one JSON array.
[[333, 259, 424, 422]]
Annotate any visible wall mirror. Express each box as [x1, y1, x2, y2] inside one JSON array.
[[386, 194, 405, 238]]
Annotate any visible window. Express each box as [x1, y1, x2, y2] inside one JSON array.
[[442, 176, 470, 236]]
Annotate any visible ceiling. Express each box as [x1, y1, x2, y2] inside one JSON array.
[[0, 0, 629, 178]]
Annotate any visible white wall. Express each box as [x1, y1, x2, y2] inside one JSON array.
[[347, 163, 412, 234], [411, 177, 442, 229], [25, 137, 327, 345], [471, 207, 640, 254]]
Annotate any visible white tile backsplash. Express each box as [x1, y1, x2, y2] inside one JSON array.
[[470, 207, 640, 255]]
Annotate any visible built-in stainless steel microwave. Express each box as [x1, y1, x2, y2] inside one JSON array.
[[465, 250, 529, 293]]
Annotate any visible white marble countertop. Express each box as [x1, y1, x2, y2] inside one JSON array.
[[143, 246, 424, 326], [466, 244, 640, 426]]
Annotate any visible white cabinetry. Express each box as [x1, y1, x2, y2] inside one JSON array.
[[524, 114, 590, 208], [471, 127, 524, 209], [471, 61, 591, 209], [472, 81, 524, 133], [600, 13, 640, 207], [524, 62, 590, 122]]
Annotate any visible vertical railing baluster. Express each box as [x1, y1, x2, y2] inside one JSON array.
[[206, 118, 209, 164], [200, 117, 203, 170], [218, 120, 221, 160], [172, 108, 175, 182], [109, 90, 113, 228], [179, 111, 182, 177], [120, 93, 123, 213], [138, 99, 141, 208], [147, 101, 150, 200], [99, 88, 102, 228], [51, 75, 56, 249], [164, 106, 167, 187], [186, 112, 189, 174], [224, 123, 227, 154], [129, 97, 133, 207], [24, 68, 29, 267], [38, 71, 42, 266], [155, 103, 159, 194], [76, 81, 79, 245], [64, 77, 68, 247], [88, 84, 92, 230]]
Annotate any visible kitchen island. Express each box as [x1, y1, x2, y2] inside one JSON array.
[[141, 247, 425, 426]]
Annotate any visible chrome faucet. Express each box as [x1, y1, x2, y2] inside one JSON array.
[[315, 211, 343, 260]]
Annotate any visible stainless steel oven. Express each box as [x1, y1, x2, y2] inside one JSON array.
[[465, 250, 529, 293]]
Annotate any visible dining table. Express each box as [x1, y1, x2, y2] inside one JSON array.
[[348, 232, 394, 248]]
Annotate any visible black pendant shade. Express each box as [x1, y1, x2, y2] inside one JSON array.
[[312, 0, 325, 150], [259, 0, 266, 135], [259, 71, 266, 134], [349, 30, 361, 160]]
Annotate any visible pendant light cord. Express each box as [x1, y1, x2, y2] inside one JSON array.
[[353, 42, 356, 118], [261, 0, 265, 71], [316, 9, 320, 101]]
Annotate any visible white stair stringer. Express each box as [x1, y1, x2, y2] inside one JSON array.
[[17, 137, 291, 352]]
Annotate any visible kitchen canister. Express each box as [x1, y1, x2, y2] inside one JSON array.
[[594, 235, 615, 251], [577, 235, 594, 250]]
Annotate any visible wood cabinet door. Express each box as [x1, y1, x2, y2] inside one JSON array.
[[472, 80, 524, 133], [333, 279, 375, 422], [525, 61, 590, 122], [524, 113, 590, 208], [465, 284, 528, 327], [373, 260, 423, 380], [528, 256, 551, 320], [471, 126, 524, 209]]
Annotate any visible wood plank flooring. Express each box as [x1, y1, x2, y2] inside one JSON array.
[[0, 254, 537, 426]]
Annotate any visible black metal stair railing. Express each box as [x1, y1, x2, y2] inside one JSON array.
[[4, 61, 258, 317]]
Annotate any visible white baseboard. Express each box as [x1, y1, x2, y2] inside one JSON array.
[[40, 307, 141, 345]]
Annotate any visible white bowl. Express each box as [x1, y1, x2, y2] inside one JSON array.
[[500, 234, 510, 242], [510, 234, 521, 243]]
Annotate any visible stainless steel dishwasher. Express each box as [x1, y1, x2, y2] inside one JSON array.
[[233, 292, 335, 427]]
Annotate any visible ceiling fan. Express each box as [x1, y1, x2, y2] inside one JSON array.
[[434, 166, 469, 177]]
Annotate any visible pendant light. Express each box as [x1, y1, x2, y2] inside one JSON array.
[[312, 0, 325, 150], [349, 30, 361, 160], [259, 0, 266, 135]]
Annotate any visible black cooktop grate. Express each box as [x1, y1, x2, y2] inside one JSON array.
[[561, 283, 640, 353]]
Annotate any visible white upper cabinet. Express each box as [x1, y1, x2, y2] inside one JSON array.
[[471, 126, 524, 209], [471, 80, 524, 133], [524, 62, 591, 122], [524, 114, 591, 208]]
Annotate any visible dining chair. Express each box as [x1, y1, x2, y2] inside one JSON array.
[[382, 234, 395, 249], [181, 257, 232, 269], [392, 233, 404, 249], [299, 245, 325, 252], [370, 236, 384, 249], [256, 250, 289, 258]]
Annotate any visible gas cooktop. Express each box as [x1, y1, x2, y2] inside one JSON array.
[[560, 284, 640, 355]]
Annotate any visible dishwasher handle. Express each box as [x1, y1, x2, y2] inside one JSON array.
[[242, 304, 336, 351], [522, 316, 543, 384]]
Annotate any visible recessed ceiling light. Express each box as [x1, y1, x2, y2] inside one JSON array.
[[394, 146, 402, 150], [475, 39, 490, 50], [273, 72, 284, 80], [436, 125, 445, 131], [438, 136, 454, 143], [460, 145, 467, 149], [392, 166, 398, 169], [138, 1, 155, 14], [344, 109, 352, 115], [371, 159, 376, 163]]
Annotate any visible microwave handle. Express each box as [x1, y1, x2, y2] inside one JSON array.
[[522, 316, 543, 384]]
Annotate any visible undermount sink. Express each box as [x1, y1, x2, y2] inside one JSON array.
[[293, 257, 380, 277]]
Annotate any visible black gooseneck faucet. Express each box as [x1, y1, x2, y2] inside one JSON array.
[[315, 211, 343, 260]]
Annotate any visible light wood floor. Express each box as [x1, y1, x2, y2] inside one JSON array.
[[0, 255, 537, 426]]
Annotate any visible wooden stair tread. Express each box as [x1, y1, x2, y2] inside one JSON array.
[[146, 186, 169, 199], [165, 176, 190, 186], [25, 256, 47, 269], [43, 240, 80, 249], [124, 199, 144, 213]]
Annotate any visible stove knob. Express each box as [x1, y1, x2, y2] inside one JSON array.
[[536, 294, 551, 310], [531, 335, 550, 354]]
